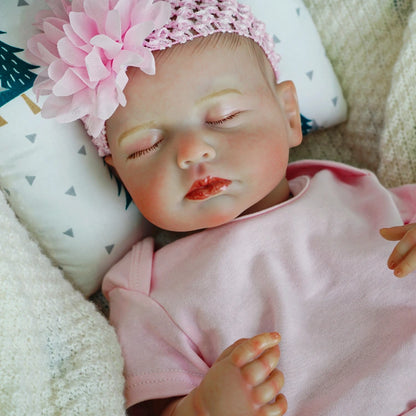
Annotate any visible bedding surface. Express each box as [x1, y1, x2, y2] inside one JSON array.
[[294, 0, 416, 188], [0, 189, 126, 416]]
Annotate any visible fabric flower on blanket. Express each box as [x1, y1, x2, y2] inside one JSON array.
[[27, 0, 171, 156]]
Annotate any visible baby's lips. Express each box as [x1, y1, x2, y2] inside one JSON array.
[[185, 177, 232, 200]]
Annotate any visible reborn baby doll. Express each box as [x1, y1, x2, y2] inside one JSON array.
[[28, 0, 416, 415]]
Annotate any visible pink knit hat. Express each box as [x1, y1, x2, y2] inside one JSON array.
[[27, 0, 280, 156]]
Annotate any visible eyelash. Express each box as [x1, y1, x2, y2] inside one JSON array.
[[128, 138, 164, 160], [127, 113, 240, 159], [207, 112, 240, 126]]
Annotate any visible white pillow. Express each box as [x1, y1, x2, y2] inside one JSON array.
[[0, 0, 346, 296], [241, 0, 347, 131], [0, 91, 150, 296]]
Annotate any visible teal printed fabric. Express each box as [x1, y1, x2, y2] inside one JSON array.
[[0, 31, 38, 107]]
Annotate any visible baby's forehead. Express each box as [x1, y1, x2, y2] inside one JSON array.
[[154, 32, 265, 61], [126, 37, 271, 98], [146, 33, 274, 88]]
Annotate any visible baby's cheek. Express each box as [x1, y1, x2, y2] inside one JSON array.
[[134, 173, 176, 224]]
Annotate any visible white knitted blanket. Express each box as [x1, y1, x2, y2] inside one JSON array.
[[294, 0, 416, 188], [1, 0, 416, 414], [0, 190, 126, 416]]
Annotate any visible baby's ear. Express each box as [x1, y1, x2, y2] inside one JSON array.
[[276, 80, 303, 147], [104, 155, 114, 167], [104, 155, 122, 180]]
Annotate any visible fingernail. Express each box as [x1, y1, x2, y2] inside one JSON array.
[[270, 332, 281, 343], [395, 268, 404, 278], [389, 262, 396, 269]]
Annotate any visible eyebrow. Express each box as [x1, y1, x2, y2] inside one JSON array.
[[196, 88, 242, 105], [117, 88, 242, 145], [118, 121, 157, 146]]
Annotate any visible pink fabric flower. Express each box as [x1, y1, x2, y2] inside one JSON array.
[[28, 0, 280, 157], [27, 0, 171, 154]]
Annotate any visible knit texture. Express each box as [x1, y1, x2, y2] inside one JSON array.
[[378, 0, 416, 186], [292, 0, 415, 188], [0, 189, 126, 416]]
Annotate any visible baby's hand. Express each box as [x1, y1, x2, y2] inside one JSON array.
[[380, 223, 416, 277], [191, 332, 287, 416]]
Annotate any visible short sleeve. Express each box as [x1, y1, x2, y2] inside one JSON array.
[[102, 238, 209, 408], [390, 184, 416, 224]]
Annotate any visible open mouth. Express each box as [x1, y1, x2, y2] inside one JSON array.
[[185, 176, 232, 200]]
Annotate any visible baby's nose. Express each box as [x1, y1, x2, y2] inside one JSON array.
[[176, 132, 216, 169]]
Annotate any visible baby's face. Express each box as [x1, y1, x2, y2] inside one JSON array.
[[105, 37, 302, 232]]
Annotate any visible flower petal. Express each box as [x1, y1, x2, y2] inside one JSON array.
[[36, 40, 60, 65], [105, 9, 122, 41], [123, 21, 154, 51], [151, 0, 172, 27], [32, 70, 54, 99], [70, 0, 85, 13], [85, 46, 110, 82], [131, 0, 171, 28], [115, 69, 128, 91], [114, 0, 135, 35], [96, 76, 120, 119], [90, 34, 122, 59], [70, 88, 93, 119], [135, 47, 155, 75], [63, 23, 85, 47], [45, 0, 70, 20], [130, 0, 151, 25], [27, 34, 59, 65], [34, 10, 55, 28], [115, 70, 128, 106], [85, 114, 105, 138], [57, 37, 87, 66], [112, 49, 143, 72], [26, 39, 47, 66], [41, 94, 73, 120], [42, 20, 65, 44], [83, 0, 109, 32], [71, 67, 98, 89], [53, 68, 87, 96], [69, 11, 98, 43], [48, 59, 68, 81]]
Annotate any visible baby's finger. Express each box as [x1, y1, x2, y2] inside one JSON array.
[[380, 224, 416, 241], [231, 332, 281, 368], [241, 345, 280, 386], [215, 338, 248, 362], [252, 369, 285, 406], [258, 394, 288, 416], [387, 227, 416, 271], [391, 246, 416, 278]]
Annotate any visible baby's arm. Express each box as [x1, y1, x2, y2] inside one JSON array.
[[161, 332, 287, 416], [380, 223, 416, 277]]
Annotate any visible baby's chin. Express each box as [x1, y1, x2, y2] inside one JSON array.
[[151, 211, 241, 233]]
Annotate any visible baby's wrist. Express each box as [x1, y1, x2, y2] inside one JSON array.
[[167, 389, 202, 416]]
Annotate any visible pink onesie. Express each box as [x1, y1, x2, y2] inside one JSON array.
[[103, 160, 416, 415]]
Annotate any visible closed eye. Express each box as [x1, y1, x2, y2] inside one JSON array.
[[206, 112, 240, 126], [128, 138, 164, 160]]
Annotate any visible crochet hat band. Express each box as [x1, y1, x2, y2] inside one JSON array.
[[27, 0, 280, 157]]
